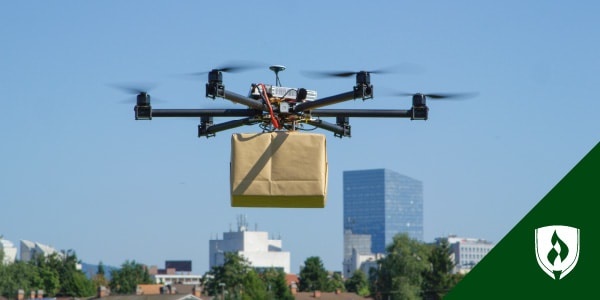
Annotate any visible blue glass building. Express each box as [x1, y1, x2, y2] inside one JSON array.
[[343, 169, 423, 255]]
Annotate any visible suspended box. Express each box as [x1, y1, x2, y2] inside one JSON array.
[[230, 132, 328, 208]]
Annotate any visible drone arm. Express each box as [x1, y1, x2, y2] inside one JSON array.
[[151, 108, 261, 118], [222, 90, 266, 111], [293, 91, 356, 112], [199, 117, 260, 138], [306, 119, 350, 138], [310, 109, 413, 118]]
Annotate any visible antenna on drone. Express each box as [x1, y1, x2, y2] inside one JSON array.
[[269, 65, 286, 87]]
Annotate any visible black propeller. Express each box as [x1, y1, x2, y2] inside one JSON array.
[[190, 61, 264, 76], [303, 64, 422, 78], [304, 68, 392, 78], [111, 83, 155, 95], [110, 83, 157, 105], [394, 92, 478, 100]]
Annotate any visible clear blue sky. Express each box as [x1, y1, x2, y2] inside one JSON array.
[[1, 1, 598, 274]]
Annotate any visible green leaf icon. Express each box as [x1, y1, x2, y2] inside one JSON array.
[[547, 230, 569, 266]]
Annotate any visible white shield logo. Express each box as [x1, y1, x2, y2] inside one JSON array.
[[535, 225, 580, 280]]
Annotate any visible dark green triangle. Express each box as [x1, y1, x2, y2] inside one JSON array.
[[445, 142, 600, 299]]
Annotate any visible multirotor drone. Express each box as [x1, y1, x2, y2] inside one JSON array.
[[131, 64, 472, 138]]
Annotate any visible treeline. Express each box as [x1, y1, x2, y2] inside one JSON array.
[[368, 234, 464, 299], [0, 250, 151, 299], [203, 253, 294, 300], [0, 250, 95, 298], [301, 233, 464, 299], [203, 233, 463, 300], [1, 233, 462, 300]]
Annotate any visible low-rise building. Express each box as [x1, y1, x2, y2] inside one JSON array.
[[345, 248, 383, 278], [0, 238, 17, 264], [149, 261, 201, 285], [20, 240, 82, 270], [20, 240, 62, 262], [342, 231, 380, 278], [438, 235, 495, 274], [152, 274, 203, 286]]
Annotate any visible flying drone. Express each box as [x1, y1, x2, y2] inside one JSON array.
[[131, 64, 472, 138]]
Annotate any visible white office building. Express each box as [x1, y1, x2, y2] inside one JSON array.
[[344, 247, 384, 279], [209, 216, 291, 273], [343, 230, 377, 278], [0, 238, 18, 264], [441, 235, 495, 274], [153, 274, 203, 285], [20, 240, 62, 262]]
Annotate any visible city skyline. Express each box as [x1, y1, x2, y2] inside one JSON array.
[[3, 169, 479, 279], [2, 230, 493, 276]]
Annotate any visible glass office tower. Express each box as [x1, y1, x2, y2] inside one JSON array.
[[343, 169, 423, 255]]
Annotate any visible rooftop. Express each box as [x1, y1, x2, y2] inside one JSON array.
[[294, 292, 373, 300]]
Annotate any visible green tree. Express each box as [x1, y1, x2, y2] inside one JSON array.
[[34, 258, 60, 297], [327, 272, 345, 293], [206, 252, 251, 299], [92, 261, 109, 290], [28, 250, 95, 297], [0, 261, 40, 299], [206, 254, 295, 300], [346, 269, 370, 296], [56, 250, 95, 297], [109, 260, 152, 294], [373, 233, 431, 300], [422, 239, 463, 300], [241, 269, 266, 300], [261, 268, 293, 300], [98, 262, 105, 276], [298, 256, 328, 292], [0, 249, 94, 298]]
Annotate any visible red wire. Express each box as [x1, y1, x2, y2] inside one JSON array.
[[259, 83, 281, 129]]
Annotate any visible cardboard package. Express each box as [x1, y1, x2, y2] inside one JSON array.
[[230, 132, 328, 208]]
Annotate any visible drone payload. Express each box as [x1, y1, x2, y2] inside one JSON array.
[[230, 131, 327, 208]]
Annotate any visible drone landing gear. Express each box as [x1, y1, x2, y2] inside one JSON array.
[[198, 116, 215, 138], [335, 116, 351, 138]]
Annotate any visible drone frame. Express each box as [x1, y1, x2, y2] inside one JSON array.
[[134, 67, 429, 138]]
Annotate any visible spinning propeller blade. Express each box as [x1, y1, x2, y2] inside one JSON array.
[[304, 69, 391, 78], [190, 61, 264, 76], [395, 92, 478, 100], [110, 83, 161, 104], [110, 83, 156, 95], [303, 63, 422, 78]]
